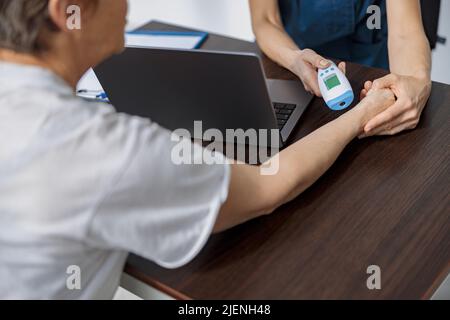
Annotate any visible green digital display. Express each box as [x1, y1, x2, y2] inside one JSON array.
[[324, 74, 341, 90]]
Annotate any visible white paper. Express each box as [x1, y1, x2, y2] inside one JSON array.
[[77, 69, 103, 92], [76, 68, 104, 96]]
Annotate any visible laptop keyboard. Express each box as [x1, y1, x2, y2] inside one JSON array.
[[273, 102, 297, 129]]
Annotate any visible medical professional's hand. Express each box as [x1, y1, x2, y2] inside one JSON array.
[[359, 74, 431, 137], [291, 49, 346, 97], [353, 88, 396, 132]]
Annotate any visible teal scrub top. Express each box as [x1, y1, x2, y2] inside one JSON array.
[[278, 0, 389, 69]]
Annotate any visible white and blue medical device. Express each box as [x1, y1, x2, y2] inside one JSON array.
[[318, 62, 354, 110]]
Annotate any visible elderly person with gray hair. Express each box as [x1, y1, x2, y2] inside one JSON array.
[[0, 0, 394, 299]]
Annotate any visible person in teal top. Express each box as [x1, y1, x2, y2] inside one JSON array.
[[279, 0, 389, 69], [250, 0, 432, 138]]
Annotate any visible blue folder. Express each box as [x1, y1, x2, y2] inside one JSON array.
[[125, 30, 209, 49]]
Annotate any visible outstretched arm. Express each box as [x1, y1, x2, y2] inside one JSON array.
[[214, 89, 395, 232]]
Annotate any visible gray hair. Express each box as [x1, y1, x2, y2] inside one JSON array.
[[0, 0, 52, 53]]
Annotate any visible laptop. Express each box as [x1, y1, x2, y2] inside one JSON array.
[[94, 47, 313, 146]]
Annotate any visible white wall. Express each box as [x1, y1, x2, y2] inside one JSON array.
[[431, 0, 450, 84], [127, 0, 450, 84], [127, 0, 254, 41]]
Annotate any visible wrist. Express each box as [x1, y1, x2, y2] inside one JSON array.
[[394, 68, 430, 84], [413, 71, 431, 84], [344, 104, 368, 136], [286, 49, 303, 75], [334, 109, 364, 140]]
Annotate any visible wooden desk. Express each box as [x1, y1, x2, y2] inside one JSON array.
[[125, 21, 450, 300]]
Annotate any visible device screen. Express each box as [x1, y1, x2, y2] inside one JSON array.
[[324, 74, 341, 90]]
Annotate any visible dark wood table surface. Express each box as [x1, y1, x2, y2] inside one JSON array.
[[125, 21, 450, 300]]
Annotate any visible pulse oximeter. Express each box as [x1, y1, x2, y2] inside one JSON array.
[[318, 62, 354, 110]]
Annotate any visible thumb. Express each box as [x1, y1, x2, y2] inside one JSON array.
[[338, 62, 346, 75], [372, 74, 397, 90], [301, 49, 330, 69]]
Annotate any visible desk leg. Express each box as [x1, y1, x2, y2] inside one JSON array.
[[118, 273, 174, 300], [431, 272, 450, 300]]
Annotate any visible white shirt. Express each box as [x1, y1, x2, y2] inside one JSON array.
[[0, 62, 230, 299]]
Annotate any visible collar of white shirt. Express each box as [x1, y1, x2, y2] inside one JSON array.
[[0, 61, 73, 96]]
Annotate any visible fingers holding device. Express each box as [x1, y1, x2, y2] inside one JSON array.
[[292, 49, 345, 97], [318, 62, 354, 111]]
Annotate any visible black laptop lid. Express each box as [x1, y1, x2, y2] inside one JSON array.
[[94, 47, 278, 137]]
